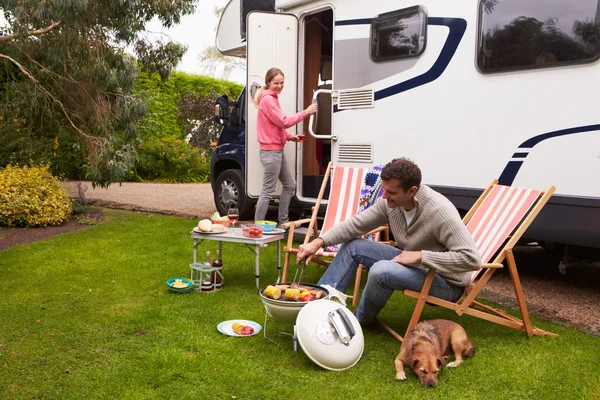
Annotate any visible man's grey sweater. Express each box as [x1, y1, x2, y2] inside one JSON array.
[[320, 185, 482, 287]]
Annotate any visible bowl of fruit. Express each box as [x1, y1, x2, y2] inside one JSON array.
[[211, 212, 231, 228], [242, 224, 263, 238]]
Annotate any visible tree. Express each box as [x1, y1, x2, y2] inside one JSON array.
[[197, 6, 245, 80], [0, 0, 196, 187]]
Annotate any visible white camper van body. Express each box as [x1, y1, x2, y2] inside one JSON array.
[[214, 0, 600, 249]]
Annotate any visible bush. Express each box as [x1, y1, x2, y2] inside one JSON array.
[[0, 165, 72, 227], [134, 136, 210, 183]]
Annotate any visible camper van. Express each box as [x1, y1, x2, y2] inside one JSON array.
[[210, 0, 600, 257]]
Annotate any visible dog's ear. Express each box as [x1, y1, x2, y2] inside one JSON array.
[[409, 356, 420, 369], [437, 357, 446, 369]]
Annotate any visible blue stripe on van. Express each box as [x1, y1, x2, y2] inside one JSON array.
[[499, 123, 600, 185], [333, 17, 467, 111], [376, 17, 467, 101], [335, 19, 373, 26]]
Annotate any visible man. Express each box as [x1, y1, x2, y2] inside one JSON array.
[[296, 158, 481, 325]]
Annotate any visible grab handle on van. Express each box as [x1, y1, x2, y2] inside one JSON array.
[[308, 89, 337, 141]]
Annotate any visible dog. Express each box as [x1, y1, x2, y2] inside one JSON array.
[[394, 319, 475, 387]]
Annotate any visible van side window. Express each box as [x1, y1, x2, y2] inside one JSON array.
[[477, 0, 600, 73], [370, 6, 427, 62]]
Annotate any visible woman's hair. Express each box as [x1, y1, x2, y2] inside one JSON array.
[[254, 67, 284, 107]]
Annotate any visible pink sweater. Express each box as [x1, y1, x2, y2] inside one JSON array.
[[257, 89, 308, 150]]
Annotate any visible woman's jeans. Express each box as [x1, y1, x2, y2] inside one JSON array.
[[317, 238, 465, 324], [254, 150, 296, 225]]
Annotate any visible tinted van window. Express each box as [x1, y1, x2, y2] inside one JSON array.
[[477, 0, 600, 72], [371, 6, 427, 62]]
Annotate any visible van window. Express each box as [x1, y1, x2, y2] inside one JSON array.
[[477, 0, 600, 73], [370, 6, 427, 62]]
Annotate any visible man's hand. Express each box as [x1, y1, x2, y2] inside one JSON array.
[[296, 238, 324, 264], [391, 251, 422, 266]]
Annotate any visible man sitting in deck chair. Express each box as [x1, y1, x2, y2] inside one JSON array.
[[296, 157, 482, 325]]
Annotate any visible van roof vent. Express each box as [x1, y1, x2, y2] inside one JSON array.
[[337, 144, 373, 163], [337, 89, 374, 110]]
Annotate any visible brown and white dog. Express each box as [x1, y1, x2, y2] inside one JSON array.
[[395, 319, 475, 387]]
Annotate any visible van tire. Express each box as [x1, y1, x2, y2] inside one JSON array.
[[213, 169, 254, 219]]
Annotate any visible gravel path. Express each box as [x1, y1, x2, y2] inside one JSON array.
[[62, 181, 217, 219], [61, 181, 600, 336]]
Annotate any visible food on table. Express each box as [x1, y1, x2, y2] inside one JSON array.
[[198, 219, 213, 232], [232, 322, 255, 336], [211, 212, 229, 221], [284, 288, 301, 301], [170, 279, 189, 288], [263, 285, 282, 300], [242, 225, 263, 238], [211, 224, 225, 232]]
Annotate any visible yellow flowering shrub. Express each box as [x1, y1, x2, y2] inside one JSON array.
[[0, 165, 72, 227]]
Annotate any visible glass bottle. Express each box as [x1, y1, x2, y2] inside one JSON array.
[[201, 250, 213, 292], [212, 249, 223, 290]]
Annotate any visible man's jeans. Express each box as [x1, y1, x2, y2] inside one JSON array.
[[254, 150, 295, 225], [317, 238, 465, 324]]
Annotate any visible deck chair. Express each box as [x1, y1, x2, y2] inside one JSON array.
[[379, 179, 557, 343], [281, 162, 390, 306]]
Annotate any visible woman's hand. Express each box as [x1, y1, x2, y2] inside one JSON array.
[[289, 134, 305, 143], [304, 103, 318, 115]]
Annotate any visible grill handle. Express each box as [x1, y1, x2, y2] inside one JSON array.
[[328, 308, 356, 346]]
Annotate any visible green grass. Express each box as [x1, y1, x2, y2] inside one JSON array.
[[0, 209, 599, 399]]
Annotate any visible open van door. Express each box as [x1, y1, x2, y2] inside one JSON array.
[[246, 12, 299, 198]]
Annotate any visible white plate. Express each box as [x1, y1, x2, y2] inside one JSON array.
[[217, 320, 262, 337], [192, 227, 228, 234], [263, 228, 286, 235]]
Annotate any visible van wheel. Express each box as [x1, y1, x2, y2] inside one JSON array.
[[214, 169, 254, 219]]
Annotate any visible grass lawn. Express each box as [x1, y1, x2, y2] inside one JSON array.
[[0, 209, 599, 399]]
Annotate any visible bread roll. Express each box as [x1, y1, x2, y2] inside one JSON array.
[[198, 219, 212, 232]]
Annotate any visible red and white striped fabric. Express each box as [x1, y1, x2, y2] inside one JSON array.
[[321, 166, 368, 234], [288, 166, 368, 258], [467, 185, 542, 265]]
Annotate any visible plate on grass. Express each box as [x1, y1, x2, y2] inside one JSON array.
[[192, 227, 228, 234], [262, 228, 286, 235], [217, 320, 262, 337]]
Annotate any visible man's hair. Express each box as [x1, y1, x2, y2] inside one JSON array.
[[381, 158, 422, 191]]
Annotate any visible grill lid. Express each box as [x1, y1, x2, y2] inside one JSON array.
[[296, 299, 364, 371]]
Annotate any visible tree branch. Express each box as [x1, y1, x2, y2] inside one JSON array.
[[0, 52, 102, 149], [0, 21, 62, 42]]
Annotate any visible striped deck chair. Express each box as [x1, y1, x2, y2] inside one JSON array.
[[282, 162, 389, 306], [380, 179, 557, 343]]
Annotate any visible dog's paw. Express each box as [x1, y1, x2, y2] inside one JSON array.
[[447, 361, 457, 368], [396, 371, 407, 381]]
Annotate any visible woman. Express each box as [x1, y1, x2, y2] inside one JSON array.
[[254, 67, 317, 226]]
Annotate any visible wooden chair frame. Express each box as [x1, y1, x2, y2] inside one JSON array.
[[379, 180, 558, 343], [281, 162, 390, 306]]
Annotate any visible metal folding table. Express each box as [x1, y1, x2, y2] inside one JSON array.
[[191, 227, 285, 290]]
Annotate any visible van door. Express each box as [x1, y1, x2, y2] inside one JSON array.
[[246, 12, 299, 198]]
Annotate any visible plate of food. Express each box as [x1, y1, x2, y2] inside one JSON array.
[[192, 226, 228, 234], [217, 320, 262, 337], [262, 228, 286, 235], [192, 219, 228, 234]]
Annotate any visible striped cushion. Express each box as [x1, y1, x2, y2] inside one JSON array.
[[467, 185, 542, 264]]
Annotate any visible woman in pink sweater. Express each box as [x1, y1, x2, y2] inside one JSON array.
[[253, 67, 317, 225]]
